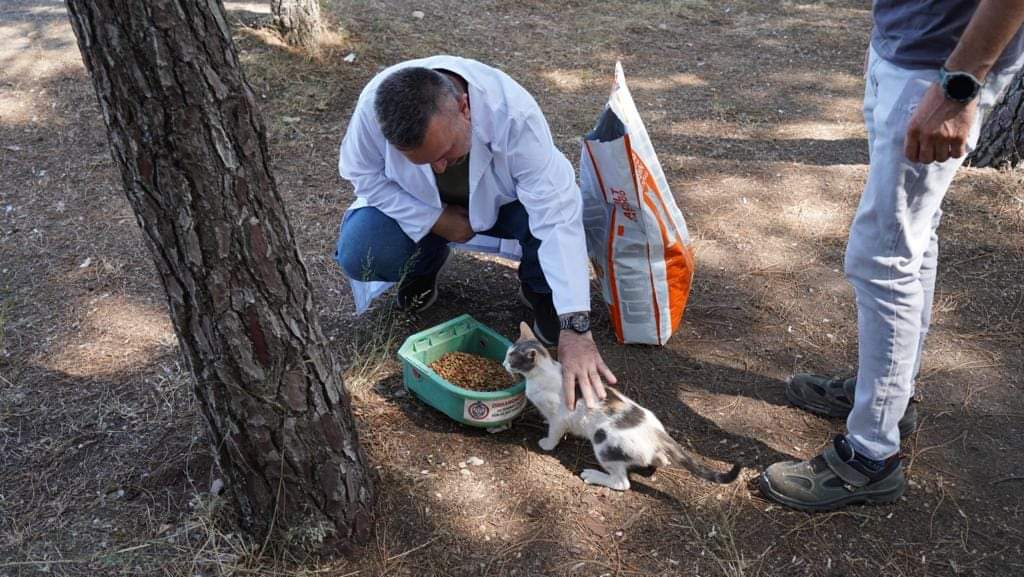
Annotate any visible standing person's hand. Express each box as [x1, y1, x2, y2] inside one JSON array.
[[905, 83, 978, 164], [431, 204, 474, 243], [558, 331, 617, 410]]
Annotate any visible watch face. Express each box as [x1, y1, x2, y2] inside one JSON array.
[[572, 313, 590, 333], [560, 313, 590, 333], [946, 73, 978, 101]]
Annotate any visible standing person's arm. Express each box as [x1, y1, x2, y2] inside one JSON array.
[[905, 0, 1024, 163]]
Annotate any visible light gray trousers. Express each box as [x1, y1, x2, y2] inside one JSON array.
[[845, 47, 1021, 460]]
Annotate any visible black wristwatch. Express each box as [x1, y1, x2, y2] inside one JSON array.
[[559, 312, 591, 334], [939, 67, 982, 103]]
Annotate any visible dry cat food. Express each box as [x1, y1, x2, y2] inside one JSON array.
[[428, 351, 516, 392]]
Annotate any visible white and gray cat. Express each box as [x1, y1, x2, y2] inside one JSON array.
[[504, 322, 741, 491]]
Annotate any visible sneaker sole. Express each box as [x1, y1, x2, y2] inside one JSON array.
[[518, 285, 533, 310], [758, 471, 906, 512], [520, 287, 557, 345], [532, 320, 556, 347]]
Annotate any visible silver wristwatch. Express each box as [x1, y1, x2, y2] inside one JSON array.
[[558, 312, 591, 334]]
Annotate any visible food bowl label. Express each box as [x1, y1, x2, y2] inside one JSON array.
[[463, 394, 527, 423]]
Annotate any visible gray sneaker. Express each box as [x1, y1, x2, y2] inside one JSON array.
[[760, 435, 906, 512], [786, 374, 918, 438]]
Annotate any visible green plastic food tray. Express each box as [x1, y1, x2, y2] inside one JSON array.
[[398, 314, 526, 428]]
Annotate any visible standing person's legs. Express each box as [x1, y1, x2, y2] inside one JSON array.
[[335, 207, 451, 310], [847, 57, 1021, 461], [760, 52, 1018, 511]]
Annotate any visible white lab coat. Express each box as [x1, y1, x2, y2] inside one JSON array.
[[339, 55, 590, 315]]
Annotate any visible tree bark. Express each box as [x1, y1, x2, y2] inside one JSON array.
[[270, 0, 326, 51], [64, 0, 373, 556], [969, 66, 1024, 169]]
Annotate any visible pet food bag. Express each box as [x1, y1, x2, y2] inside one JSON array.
[[579, 62, 695, 345]]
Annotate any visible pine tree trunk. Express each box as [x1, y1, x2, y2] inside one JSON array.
[[969, 66, 1024, 169], [270, 0, 325, 51], [64, 0, 373, 556]]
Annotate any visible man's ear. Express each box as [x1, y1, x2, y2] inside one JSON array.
[[458, 93, 470, 117]]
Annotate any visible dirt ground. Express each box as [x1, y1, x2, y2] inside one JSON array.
[[2, 0, 1023, 576]]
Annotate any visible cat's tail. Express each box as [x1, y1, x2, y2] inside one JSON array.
[[656, 430, 742, 484]]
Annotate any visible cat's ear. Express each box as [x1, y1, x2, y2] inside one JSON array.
[[518, 321, 537, 342]]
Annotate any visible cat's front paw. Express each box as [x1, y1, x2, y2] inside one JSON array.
[[537, 437, 559, 451]]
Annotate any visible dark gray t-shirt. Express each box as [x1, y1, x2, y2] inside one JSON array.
[[872, 0, 1024, 71], [434, 153, 470, 208]]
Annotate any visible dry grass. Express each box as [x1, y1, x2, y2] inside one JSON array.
[[341, 301, 405, 400]]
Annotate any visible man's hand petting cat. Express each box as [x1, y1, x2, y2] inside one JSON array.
[[557, 331, 617, 410]]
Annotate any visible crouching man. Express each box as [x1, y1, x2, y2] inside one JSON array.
[[335, 55, 616, 409]]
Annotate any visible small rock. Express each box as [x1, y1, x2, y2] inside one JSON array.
[[281, 116, 300, 124], [343, 52, 357, 63], [466, 456, 485, 467], [411, 10, 425, 19], [79, 257, 92, 269], [460, 468, 472, 477], [458, 461, 467, 469], [210, 478, 224, 495]]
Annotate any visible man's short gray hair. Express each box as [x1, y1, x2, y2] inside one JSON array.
[[374, 67, 460, 150]]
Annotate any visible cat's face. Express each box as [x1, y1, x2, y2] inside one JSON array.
[[503, 322, 552, 376]]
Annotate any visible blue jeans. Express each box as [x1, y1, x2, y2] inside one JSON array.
[[335, 201, 550, 293], [844, 48, 1020, 460]]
